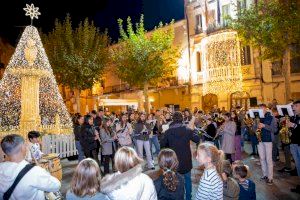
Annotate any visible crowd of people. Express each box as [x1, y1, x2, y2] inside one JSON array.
[[0, 100, 299, 200]]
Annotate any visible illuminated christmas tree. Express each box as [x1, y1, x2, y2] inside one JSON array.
[[0, 4, 72, 137]]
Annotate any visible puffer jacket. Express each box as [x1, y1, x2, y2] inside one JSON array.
[[81, 124, 98, 151], [101, 164, 157, 200]]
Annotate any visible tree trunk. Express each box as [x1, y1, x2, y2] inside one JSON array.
[[61, 85, 67, 103], [282, 48, 291, 103], [74, 89, 81, 113], [143, 83, 150, 114]]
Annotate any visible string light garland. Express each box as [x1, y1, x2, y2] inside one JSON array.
[[201, 31, 243, 95], [0, 25, 73, 136]]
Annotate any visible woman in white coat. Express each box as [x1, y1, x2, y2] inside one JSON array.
[[100, 146, 157, 200]]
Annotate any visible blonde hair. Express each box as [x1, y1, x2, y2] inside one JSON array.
[[70, 158, 101, 197], [114, 146, 143, 173], [197, 142, 224, 175]]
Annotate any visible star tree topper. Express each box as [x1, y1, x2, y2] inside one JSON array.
[[23, 4, 41, 25]]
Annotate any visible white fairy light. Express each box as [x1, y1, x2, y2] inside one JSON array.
[[201, 31, 243, 95], [0, 26, 73, 131]]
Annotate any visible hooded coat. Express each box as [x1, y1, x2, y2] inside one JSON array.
[[100, 164, 157, 200]]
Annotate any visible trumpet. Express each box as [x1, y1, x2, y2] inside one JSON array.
[[255, 117, 262, 142], [280, 116, 292, 144]]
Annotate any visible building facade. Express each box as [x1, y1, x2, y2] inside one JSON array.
[[62, 0, 300, 114]]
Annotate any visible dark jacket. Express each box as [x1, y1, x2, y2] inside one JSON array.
[[290, 114, 300, 145], [160, 122, 200, 174], [81, 124, 98, 151], [134, 121, 151, 141], [154, 173, 185, 200], [74, 124, 84, 141], [204, 123, 217, 141], [238, 179, 256, 200], [260, 112, 274, 142], [94, 116, 102, 132], [234, 117, 242, 136]]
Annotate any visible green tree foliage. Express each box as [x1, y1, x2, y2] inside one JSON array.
[[229, 0, 300, 102], [42, 15, 110, 91], [113, 15, 180, 112]]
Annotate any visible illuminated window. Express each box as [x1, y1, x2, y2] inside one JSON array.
[[291, 44, 300, 74], [271, 60, 282, 76], [241, 45, 251, 65], [195, 14, 202, 34], [222, 4, 230, 27], [237, 0, 247, 12]]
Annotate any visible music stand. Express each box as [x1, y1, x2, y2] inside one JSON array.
[[276, 105, 294, 117], [248, 109, 264, 119]]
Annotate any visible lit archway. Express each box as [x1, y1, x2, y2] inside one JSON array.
[[230, 91, 250, 110]]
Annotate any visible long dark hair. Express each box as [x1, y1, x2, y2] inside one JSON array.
[[74, 115, 83, 126], [158, 149, 179, 192], [137, 113, 146, 123], [84, 115, 93, 125], [101, 119, 113, 136], [120, 113, 128, 127]]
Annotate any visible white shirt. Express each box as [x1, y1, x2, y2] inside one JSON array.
[[25, 142, 44, 162], [0, 160, 61, 200]]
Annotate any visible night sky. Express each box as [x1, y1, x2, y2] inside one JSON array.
[[0, 0, 184, 45]]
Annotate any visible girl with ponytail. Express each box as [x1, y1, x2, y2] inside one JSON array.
[[154, 149, 185, 200], [195, 142, 224, 200]]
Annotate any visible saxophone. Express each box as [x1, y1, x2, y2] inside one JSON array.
[[280, 116, 292, 144], [255, 117, 262, 142], [244, 117, 254, 127]]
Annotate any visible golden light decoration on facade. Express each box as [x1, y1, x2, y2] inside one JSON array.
[[0, 26, 72, 137], [177, 48, 190, 84], [200, 31, 243, 95]]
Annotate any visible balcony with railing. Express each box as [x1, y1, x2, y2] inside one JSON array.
[[102, 77, 181, 94]]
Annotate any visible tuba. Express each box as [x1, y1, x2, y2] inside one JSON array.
[[279, 116, 292, 144]]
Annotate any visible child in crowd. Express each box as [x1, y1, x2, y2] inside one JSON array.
[[154, 148, 185, 200], [222, 160, 240, 200], [25, 131, 44, 163], [195, 142, 223, 200], [232, 160, 251, 178], [66, 158, 109, 200], [234, 165, 256, 200]]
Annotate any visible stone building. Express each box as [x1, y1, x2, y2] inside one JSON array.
[[63, 0, 300, 113]]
